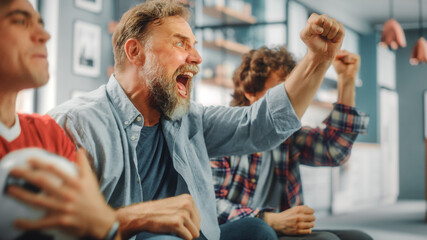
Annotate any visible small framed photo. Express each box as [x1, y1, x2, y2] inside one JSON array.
[[75, 0, 102, 13], [73, 20, 101, 78]]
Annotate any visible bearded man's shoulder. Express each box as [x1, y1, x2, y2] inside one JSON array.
[[49, 86, 111, 127]]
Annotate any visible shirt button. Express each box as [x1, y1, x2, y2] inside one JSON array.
[[124, 121, 129, 125], [137, 116, 142, 122], [131, 136, 136, 141], [251, 178, 256, 183]]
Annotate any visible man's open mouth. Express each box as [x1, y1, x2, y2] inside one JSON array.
[[176, 72, 194, 98]]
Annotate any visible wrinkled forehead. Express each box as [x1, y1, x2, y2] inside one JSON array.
[[148, 16, 197, 44]]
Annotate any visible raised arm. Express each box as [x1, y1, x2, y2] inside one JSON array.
[[284, 13, 345, 119], [288, 51, 368, 167], [334, 50, 361, 107]]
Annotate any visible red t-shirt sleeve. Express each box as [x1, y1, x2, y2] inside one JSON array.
[[39, 115, 77, 162], [22, 114, 77, 162]]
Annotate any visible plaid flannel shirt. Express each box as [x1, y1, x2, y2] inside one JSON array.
[[210, 103, 369, 224]]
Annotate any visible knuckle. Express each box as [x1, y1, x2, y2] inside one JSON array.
[[58, 216, 71, 226], [34, 175, 46, 186], [62, 203, 75, 214], [181, 201, 192, 211], [178, 210, 188, 219], [184, 194, 193, 201], [172, 218, 184, 229], [47, 164, 56, 171], [63, 192, 75, 202]]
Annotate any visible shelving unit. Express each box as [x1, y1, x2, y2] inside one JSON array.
[[203, 5, 256, 24], [203, 39, 251, 55], [193, 1, 262, 104]]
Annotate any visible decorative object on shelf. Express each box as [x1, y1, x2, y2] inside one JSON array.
[[380, 0, 406, 50], [410, 0, 427, 65], [73, 20, 101, 78], [75, 0, 102, 13]]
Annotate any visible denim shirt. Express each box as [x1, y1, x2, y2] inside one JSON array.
[[49, 75, 301, 240]]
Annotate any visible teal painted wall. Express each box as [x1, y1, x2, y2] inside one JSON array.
[[356, 33, 380, 143], [395, 29, 427, 200]]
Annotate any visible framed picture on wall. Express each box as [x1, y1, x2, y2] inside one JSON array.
[[73, 20, 101, 78], [75, 0, 102, 13]]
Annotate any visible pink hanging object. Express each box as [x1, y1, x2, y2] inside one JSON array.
[[380, 18, 407, 50], [410, 37, 427, 65]]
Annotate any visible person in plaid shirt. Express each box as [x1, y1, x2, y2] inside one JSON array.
[[211, 47, 372, 240]]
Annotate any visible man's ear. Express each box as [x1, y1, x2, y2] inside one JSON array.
[[244, 92, 258, 105], [124, 38, 145, 66]]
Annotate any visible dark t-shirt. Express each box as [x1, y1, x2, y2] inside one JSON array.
[[136, 123, 178, 201]]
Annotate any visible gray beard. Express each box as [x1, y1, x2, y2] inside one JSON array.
[[142, 51, 191, 121]]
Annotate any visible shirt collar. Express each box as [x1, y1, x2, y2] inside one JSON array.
[[106, 75, 142, 128]]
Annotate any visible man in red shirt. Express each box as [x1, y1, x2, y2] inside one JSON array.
[[0, 0, 120, 239]]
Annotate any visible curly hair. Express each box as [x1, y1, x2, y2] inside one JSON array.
[[231, 46, 296, 107], [112, 0, 190, 71]]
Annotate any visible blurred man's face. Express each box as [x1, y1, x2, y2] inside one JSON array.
[[141, 16, 202, 120], [0, 0, 51, 91]]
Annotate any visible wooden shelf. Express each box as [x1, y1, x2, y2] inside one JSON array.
[[203, 5, 256, 24], [203, 39, 251, 55]]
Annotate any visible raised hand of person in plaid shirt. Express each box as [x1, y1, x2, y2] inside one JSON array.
[[262, 51, 363, 238], [334, 50, 361, 107], [211, 46, 371, 240]]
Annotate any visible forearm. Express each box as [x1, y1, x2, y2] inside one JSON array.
[[116, 205, 149, 239], [337, 74, 356, 106], [263, 212, 275, 228], [115, 194, 200, 240], [284, 51, 332, 119]]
